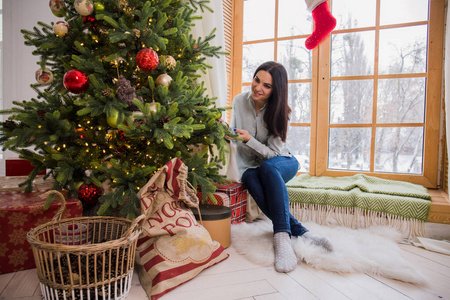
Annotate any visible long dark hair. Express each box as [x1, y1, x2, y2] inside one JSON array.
[[253, 61, 291, 142]]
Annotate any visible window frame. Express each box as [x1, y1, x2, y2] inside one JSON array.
[[229, 0, 445, 188]]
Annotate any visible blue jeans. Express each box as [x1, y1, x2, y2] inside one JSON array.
[[241, 156, 308, 237]]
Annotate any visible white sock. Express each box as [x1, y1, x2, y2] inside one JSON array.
[[273, 232, 297, 273], [302, 232, 333, 252]]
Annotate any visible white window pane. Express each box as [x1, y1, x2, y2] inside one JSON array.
[[330, 80, 373, 124], [278, 0, 311, 37], [333, 0, 376, 30], [243, 0, 275, 41], [241, 85, 251, 94], [286, 126, 310, 172], [378, 26, 427, 75], [277, 39, 311, 80], [242, 42, 274, 83], [375, 127, 424, 174], [328, 128, 371, 171], [0, 9, 2, 40], [288, 83, 311, 123], [380, 0, 429, 26], [377, 78, 426, 124], [331, 31, 375, 77]]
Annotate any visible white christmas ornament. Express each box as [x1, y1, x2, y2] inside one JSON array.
[[53, 21, 69, 37], [74, 0, 94, 16], [35, 68, 54, 85], [49, 0, 66, 17]]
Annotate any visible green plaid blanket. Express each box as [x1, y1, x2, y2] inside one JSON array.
[[287, 174, 431, 222]]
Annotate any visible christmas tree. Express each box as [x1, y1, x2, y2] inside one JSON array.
[[0, 0, 232, 218]]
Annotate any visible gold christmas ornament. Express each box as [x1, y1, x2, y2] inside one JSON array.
[[155, 74, 172, 87], [149, 101, 158, 113], [160, 55, 176, 71]]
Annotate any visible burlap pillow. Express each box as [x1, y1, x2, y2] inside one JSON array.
[[135, 158, 229, 299]]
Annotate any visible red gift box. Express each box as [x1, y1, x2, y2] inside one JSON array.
[[0, 191, 83, 274], [196, 192, 230, 206], [214, 182, 247, 224]]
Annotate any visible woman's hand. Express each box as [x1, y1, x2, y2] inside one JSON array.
[[233, 128, 251, 143]]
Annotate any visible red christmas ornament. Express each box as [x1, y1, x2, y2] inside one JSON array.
[[136, 48, 159, 72], [117, 129, 128, 142], [63, 69, 90, 94], [78, 183, 102, 204], [82, 15, 97, 29]]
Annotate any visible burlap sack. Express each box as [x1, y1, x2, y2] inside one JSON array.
[[135, 158, 229, 300]]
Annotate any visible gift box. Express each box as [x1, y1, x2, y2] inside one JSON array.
[[196, 191, 230, 207], [214, 182, 248, 224], [0, 190, 83, 274], [0, 175, 56, 193]]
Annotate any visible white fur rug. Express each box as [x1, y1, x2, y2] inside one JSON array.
[[231, 218, 427, 285]]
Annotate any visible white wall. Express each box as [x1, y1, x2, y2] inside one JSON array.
[[1, 1, 61, 175]]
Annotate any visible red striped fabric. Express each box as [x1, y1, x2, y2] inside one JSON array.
[[135, 158, 229, 300]]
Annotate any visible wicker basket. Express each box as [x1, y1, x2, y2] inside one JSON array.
[[27, 190, 146, 300]]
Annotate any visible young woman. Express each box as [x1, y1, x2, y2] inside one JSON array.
[[230, 61, 332, 273]]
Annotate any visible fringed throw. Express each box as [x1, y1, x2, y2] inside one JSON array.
[[287, 174, 431, 238]]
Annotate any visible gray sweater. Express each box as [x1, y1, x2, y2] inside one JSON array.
[[230, 92, 293, 178]]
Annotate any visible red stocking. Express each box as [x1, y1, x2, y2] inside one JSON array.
[[305, 1, 336, 50]]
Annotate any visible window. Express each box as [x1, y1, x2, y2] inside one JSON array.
[[230, 0, 444, 187], [0, 0, 3, 172]]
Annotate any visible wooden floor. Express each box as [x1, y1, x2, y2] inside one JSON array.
[[1, 237, 449, 300]]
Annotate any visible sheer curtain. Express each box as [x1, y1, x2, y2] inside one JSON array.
[[191, 2, 228, 111], [190, 2, 234, 178], [446, 8, 450, 190], [2, 1, 58, 176]]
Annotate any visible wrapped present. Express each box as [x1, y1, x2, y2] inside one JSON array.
[[196, 191, 230, 207], [0, 175, 56, 193], [5, 159, 46, 176], [214, 182, 248, 224], [0, 190, 83, 274]]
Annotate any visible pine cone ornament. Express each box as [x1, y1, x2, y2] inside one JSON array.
[[2, 120, 18, 131], [165, 18, 173, 29], [133, 118, 146, 127], [38, 110, 46, 120], [157, 116, 170, 128], [115, 75, 143, 111], [102, 89, 112, 97]]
